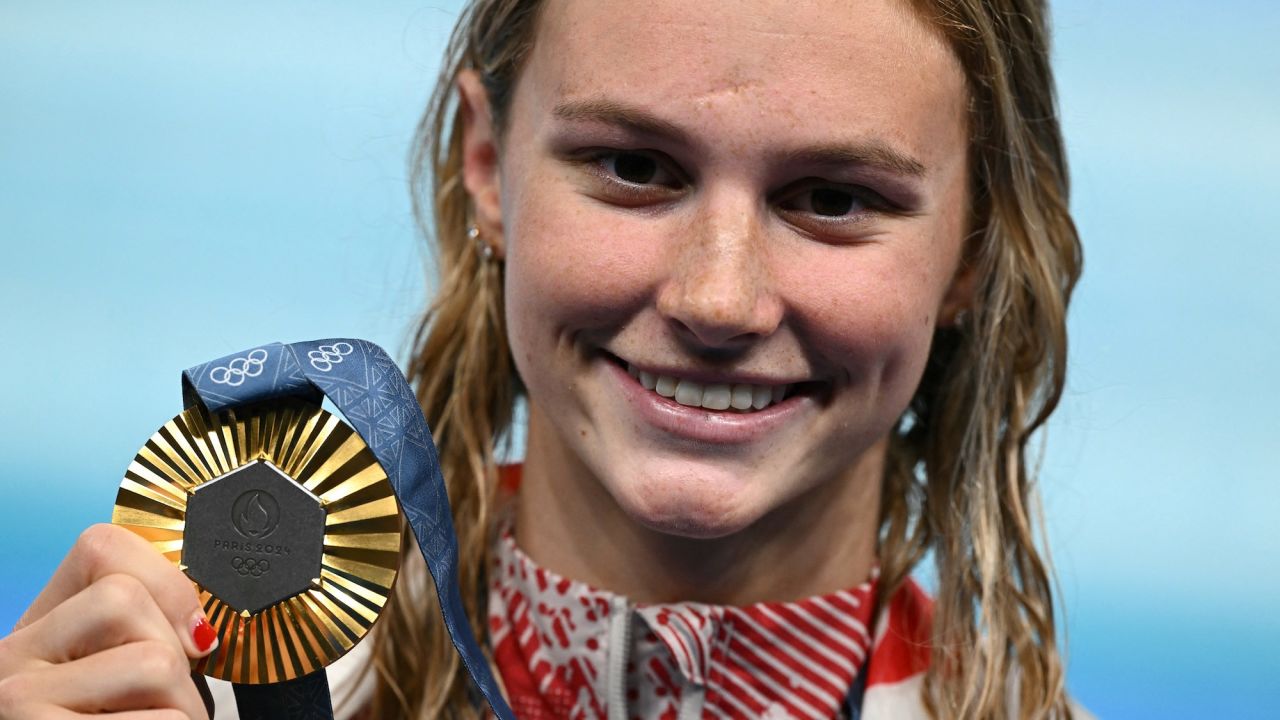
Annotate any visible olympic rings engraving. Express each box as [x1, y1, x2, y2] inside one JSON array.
[[231, 556, 270, 577], [308, 342, 354, 372], [209, 348, 269, 387]]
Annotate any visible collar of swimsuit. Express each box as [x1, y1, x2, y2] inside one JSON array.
[[489, 526, 880, 720]]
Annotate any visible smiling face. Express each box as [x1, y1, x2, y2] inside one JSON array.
[[466, 0, 972, 542]]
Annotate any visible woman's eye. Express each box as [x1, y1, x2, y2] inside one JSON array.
[[611, 153, 658, 184], [810, 188, 857, 216], [597, 151, 681, 189], [775, 181, 898, 239], [781, 185, 868, 218]]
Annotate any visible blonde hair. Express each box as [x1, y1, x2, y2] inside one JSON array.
[[364, 0, 1082, 718]]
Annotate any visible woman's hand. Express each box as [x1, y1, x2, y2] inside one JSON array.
[[0, 523, 217, 719]]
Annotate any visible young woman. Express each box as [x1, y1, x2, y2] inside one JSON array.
[[0, 0, 1083, 718]]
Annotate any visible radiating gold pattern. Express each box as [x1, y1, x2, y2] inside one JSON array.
[[112, 399, 402, 684]]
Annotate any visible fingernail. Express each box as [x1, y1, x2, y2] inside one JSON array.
[[192, 614, 218, 654]]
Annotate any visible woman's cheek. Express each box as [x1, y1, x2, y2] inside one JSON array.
[[509, 191, 664, 332], [787, 251, 938, 410]]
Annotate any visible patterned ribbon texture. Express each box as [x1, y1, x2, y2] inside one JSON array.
[[182, 339, 515, 720]]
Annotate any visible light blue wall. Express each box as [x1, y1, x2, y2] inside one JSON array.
[[1046, 2, 1279, 716], [2, 2, 1276, 717]]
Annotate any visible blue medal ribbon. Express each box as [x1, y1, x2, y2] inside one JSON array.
[[182, 339, 514, 720]]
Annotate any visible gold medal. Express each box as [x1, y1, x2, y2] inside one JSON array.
[[112, 399, 402, 684]]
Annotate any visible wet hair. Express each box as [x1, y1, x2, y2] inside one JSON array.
[[359, 0, 1081, 717]]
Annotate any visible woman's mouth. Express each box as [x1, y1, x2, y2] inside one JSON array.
[[600, 350, 826, 414], [598, 352, 824, 444], [623, 362, 789, 412]]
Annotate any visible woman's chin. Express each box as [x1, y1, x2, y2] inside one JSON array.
[[607, 469, 763, 540]]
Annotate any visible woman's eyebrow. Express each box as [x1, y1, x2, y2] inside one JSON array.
[[552, 97, 692, 145], [552, 97, 928, 180], [780, 144, 928, 180]]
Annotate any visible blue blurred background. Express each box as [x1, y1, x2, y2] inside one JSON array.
[[2, 1, 1277, 717]]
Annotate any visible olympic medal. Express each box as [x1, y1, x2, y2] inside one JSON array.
[[112, 399, 402, 684]]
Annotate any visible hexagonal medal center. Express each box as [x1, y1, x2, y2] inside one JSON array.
[[183, 461, 325, 614]]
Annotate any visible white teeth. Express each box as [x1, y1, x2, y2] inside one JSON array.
[[674, 379, 703, 406], [625, 362, 792, 413], [702, 384, 732, 410], [654, 374, 678, 398], [751, 385, 771, 410]]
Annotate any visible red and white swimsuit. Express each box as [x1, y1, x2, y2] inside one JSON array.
[[488, 529, 935, 720], [209, 473, 935, 720], [206, 465, 1087, 719]]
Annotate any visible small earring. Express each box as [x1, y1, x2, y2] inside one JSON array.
[[953, 309, 969, 328], [468, 224, 494, 261]]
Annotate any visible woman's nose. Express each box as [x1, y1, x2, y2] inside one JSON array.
[[655, 193, 784, 349]]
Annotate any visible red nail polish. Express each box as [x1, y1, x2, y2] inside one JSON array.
[[193, 617, 217, 653]]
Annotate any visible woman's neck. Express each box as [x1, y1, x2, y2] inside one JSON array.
[[515, 410, 883, 606]]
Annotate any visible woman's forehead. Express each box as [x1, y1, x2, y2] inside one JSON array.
[[521, 0, 967, 165]]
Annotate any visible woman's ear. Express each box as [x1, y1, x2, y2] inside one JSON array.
[[457, 69, 505, 258], [938, 256, 978, 328]]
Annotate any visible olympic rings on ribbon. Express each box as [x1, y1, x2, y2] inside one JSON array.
[[307, 342, 354, 372], [209, 349, 269, 387]]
